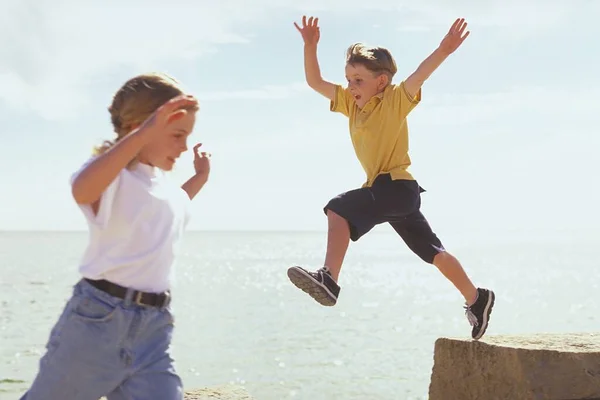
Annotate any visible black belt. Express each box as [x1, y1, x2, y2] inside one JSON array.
[[84, 278, 171, 308]]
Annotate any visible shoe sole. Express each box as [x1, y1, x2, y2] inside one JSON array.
[[287, 267, 337, 307], [473, 290, 495, 340]]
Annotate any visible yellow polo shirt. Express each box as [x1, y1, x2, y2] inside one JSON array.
[[330, 82, 420, 187]]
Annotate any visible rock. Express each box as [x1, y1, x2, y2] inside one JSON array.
[[429, 333, 600, 400], [184, 385, 254, 400], [100, 385, 253, 400]]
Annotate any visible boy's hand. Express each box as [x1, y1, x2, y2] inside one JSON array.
[[403, 18, 470, 98], [294, 16, 320, 46], [439, 18, 470, 55]]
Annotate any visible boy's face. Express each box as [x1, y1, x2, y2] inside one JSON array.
[[139, 111, 197, 171], [345, 63, 388, 109]]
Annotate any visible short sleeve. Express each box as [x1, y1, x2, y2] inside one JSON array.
[[330, 85, 355, 117], [391, 81, 421, 119], [70, 157, 122, 230]]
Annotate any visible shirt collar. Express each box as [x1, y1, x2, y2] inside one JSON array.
[[132, 161, 161, 179]]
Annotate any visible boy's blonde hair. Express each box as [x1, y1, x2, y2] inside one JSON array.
[[94, 72, 197, 157], [346, 43, 398, 81]]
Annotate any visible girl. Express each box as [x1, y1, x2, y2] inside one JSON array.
[[20, 73, 210, 400]]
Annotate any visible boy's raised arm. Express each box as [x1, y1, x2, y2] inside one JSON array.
[[404, 18, 470, 98], [295, 16, 336, 101]]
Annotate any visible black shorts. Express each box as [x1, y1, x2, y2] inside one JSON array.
[[323, 174, 445, 264]]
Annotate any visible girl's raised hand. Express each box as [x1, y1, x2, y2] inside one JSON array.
[[135, 95, 199, 141], [192, 143, 211, 177]]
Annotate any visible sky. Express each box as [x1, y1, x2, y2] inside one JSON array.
[[1, 0, 598, 241]]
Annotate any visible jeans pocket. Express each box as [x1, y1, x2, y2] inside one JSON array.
[[71, 295, 118, 323]]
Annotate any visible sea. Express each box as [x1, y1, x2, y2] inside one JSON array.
[[0, 230, 598, 399]]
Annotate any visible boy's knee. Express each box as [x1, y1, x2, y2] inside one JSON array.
[[326, 208, 343, 220], [432, 249, 453, 265], [326, 209, 349, 228]]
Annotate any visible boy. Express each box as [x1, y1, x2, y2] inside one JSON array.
[[287, 16, 495, 340]]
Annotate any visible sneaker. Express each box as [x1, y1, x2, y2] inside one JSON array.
[[464, 288, 495, 340], [287, 266, 340, 306]]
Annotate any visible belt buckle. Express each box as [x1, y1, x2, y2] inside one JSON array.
[[133, 290, 170, 308], [162, 291, 171, 308]]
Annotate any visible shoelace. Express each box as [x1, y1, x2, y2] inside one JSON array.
[[464, 305, 479, 327], [309, 268, 327, 280]]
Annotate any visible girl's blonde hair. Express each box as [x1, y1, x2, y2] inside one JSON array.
[[346, 43, 398, 81], [94, 72, 197, 157]]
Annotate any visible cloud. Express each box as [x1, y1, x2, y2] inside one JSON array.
[[396, 0, 580, 35], [199, 82, 309, 101], [0, 0, 345, 120], [417, 85, 600, 127], [0, 0, 593, 121], [0, 0, 254, 120]]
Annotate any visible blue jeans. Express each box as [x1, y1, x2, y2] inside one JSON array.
[[20, 279, 182, 400]]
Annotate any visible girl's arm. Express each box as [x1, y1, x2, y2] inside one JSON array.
[[181, 143, 210, 200], [71, 130, 147, 206]]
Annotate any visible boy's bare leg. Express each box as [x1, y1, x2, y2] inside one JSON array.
[[433, 251, 478, 305], [433, 250, 495, 340], [323, 210, 350, 282], [287, 210, 347, 306]]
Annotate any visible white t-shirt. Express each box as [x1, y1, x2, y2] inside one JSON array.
[[71, 158, 191, 293]]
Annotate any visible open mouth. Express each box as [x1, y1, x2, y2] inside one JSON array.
[[354, 94, 361, 101]]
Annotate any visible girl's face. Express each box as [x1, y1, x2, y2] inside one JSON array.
[[138, 111, 197, 171], [345, 63, 388, 109]]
